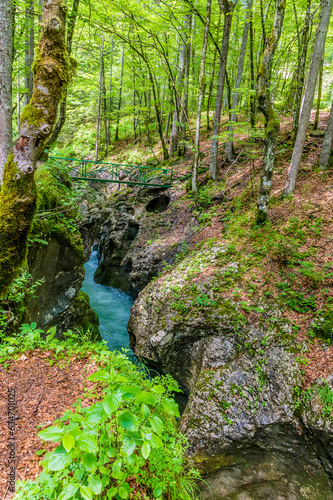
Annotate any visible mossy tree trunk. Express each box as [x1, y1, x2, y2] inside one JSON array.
[[255, 0, 285, 225], [0, 0, 71, 299]]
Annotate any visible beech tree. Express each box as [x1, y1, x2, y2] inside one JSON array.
[[0, 0, 14, 184], [209, 0, 237, 180], [0, 0, 72, 298], [284, 0, 333, 196], [255, 0, 286, 225]]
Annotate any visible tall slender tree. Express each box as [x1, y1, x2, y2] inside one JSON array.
[[209, 0, 237, 180], [192, 0, 212, 194], [284, 0, 333, 196], [255, 0, 286, 225], [0, 0, 14, 183]]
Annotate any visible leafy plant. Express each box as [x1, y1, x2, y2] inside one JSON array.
[[14, 352, 200, 500]]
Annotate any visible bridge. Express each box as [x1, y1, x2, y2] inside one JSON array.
[[48, 144, 224, 189], [48, 156, 173, 188]]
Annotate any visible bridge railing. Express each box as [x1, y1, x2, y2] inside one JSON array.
[[48, 157, 173, 188]]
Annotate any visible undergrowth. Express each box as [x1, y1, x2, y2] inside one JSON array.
[[1, 325, 201, 500]]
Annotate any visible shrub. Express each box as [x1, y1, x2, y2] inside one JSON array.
[[14, 349, 200, 500]]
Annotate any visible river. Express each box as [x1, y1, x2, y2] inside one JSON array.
[[81, 248, 134, 352]]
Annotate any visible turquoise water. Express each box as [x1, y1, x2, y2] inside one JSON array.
[[81, 249, 134, 352]]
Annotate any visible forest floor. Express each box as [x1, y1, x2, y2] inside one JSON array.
[[0, 352, 98, 498]]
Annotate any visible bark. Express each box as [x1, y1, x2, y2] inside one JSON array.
[[192, 0, 212, 195], [178, 14, 192, 157], [284, 0, 333, 196], [319, 91, 333, 170], [255, 0, 286, 225], [249, 9, 255, 128], [169, 25, 187, 157], [206, 46, 218, 131], [0, 0, 14, 183], [46, 0, 79, 148], [0, 0, 71, 298], [115, 42, 125, 141], [291, 0, 312, 141], [313, 56, 323, 130], [225, 0, 252, 163], [209, 0, 236, 180], [107, 38, 114, 144], [24, 0, 34, 106]]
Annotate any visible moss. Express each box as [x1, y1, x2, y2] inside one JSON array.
[[19, 104, 45, 129], [0, 154, 37, 298], [71, 291, 101, 341], [191, 452, 233, 475]]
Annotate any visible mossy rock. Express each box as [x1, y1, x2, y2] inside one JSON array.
[[312, 305, 333, 340], [71, 291, 101, 341], [309, 130, 325, 138]]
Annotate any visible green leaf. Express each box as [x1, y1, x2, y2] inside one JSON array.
[[119, 486, 129, 499], [120, 385, 141, 399], [77, 432, 98, 453], [107, 487, 118, 498], [48, 446, 72, 471], [162, 398, 180, 417], [152, 384, 166, 394], [86, 402, 108, 423], [36, 449, 47, 456], [62, 434, 75, 452], [82, 453, 97, 473], [121, 436, 136, 456], [118, 412, 138, 431], [135, 392, 156, 405], [103, 392, 122, 415], [80, 485, 93, 500], [58, 483, 79, 500], [141, 403, 150, 418], [150, 415, 164, 435], [88, 475, 103, 495], [150, 433, 163, 449], [38, 425, 64, 442], [87, 370, 110, 382], [141, 441, 151, 459]]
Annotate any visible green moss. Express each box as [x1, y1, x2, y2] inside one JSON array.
[[0, 154, 37, 298], [191, 452, 233, 475], [71, 291, 101, 341], [20, 103, 45, 129]]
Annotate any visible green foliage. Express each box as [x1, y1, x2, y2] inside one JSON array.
[[279, 287, 317, 313], [309, 306, 333, 341], [13, 341, 200, 500]]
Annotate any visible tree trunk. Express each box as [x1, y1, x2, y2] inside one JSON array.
[[313, 56, 324, 130], [206, 46, 218, 131], [46, 0, 79, 148], [24, 0, 34, 107], [284, 0, 333, 196], [319, 91, 333, 170], [255, 0, 286, 225], [249, 8, 256, 128], [0, 0, 14, 183], [209, 0, 236, 180], [291, 0, 312, 141], [0, 0, 71, 298], [192, 0, 212, 195], [225, 0, 252, 163], [95, 39, 104, 160], [108, 38, 114, 144], [178, 14, 192, 157], [115, 42, 125, 142], [169, 32, 186, 157]]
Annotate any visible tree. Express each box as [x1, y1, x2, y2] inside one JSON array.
[[192, 0, 212, 194], [255, 0, 286, 225], [0, 0, 72, 298], [319, 91, 333, 170], [225, 0, 252, 163], [284, 0, 333, 196], [0, 0, 14, 184], [209, 0, 237, 180]]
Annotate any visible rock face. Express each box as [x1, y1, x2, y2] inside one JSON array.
[[25, 225, 100, 338], [93, 190, 197, 298], [128, 243, 333, 499]]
